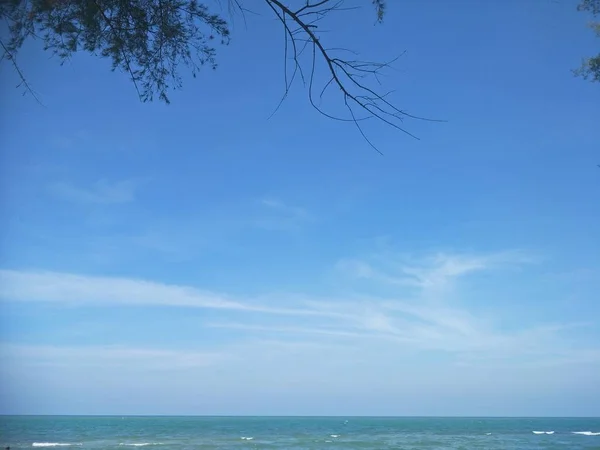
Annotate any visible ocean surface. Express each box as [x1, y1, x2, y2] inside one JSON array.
[[1, 416, 600, 450]]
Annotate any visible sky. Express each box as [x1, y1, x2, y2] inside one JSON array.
[[0, 0, 599, 417]]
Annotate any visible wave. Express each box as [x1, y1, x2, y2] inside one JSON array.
[[118, 444, 163, 447], [32, 444, 82, 447], [240, 437, 253, 441], [572, 431, 600, 436], [330, 435, 340, 438], [532, 431, 554, 435]]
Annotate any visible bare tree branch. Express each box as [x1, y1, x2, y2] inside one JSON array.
[[265, 0, 442, 153], [0, 37, 43, 105]]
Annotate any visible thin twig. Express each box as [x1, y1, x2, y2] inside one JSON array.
[[266, 0, 441, 152], [91, 0, 142, 100], [0, 38, 44, 105]]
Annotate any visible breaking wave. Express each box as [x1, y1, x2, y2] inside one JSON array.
[[32, 444, 82, 447], [119, 444, 163, 447]]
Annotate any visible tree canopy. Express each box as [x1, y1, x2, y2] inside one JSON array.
[[575, 0, 600, 82], [0, 0, 597, 150], [1, 0, 419, 150]]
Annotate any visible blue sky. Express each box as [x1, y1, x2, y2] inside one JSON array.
[[0, 0, 599, 416]]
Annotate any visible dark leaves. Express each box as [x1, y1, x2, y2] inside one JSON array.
[[1, 0, 231, 103], [372, 0, 385, 23], [576, 0, 600, 83]]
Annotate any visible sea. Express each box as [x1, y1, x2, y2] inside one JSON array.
[[1, 416, 599, 450]]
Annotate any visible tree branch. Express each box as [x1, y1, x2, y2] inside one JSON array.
[[266, 0, 441, 153], [91, 0, 143, 101], [0, 37, 43, 105]]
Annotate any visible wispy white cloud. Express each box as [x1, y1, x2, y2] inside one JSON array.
[[0, 344, 223, 370], [3, 337, 597, 416], [128, 216, 240, 259], [2, 249, 600, 417], [50, 129, 89, 150], [49, 179, 139, 204], [207, 322, 368, 338], [253, 198, 313, 231], [0, 248, 594, 368], [50, 129, 158, 154], [260, 198, 310, 218], [0, 269, 337, 318], [96, 198, 312, 262], [336, 250, 536, 293]]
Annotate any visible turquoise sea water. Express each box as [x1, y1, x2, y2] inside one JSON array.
[[1, 416, 600, 450]]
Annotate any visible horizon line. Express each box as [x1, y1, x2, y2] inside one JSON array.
[[2, 414, 599, 419]]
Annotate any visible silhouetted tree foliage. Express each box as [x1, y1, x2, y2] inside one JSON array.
[[1, 0, 232, 103], [2, 0, 424, 151], [576, 0, 600, 82], [1, 1, 596, 149]]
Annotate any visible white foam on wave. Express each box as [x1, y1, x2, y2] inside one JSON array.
[[485, 432, 492, 435], [33, 444, 82, 447], [240, 437, 253, 441], [118, 444, 163, 447], [330, 435, 340, 438], [572, 431, 600, 436], [532, 431, 553, 435]]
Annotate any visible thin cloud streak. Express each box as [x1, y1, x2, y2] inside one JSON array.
[[49, 179, 139, 204], [0, 269, 335, 318], [206, 322, 382, 339], [0, 343, 224, 369], [336, 250, 536, 290], [0, 250, 594, 365], [260, 198, 311, 219], [253, 198, 314, 231]]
